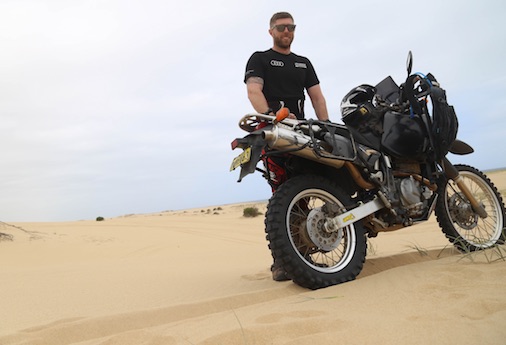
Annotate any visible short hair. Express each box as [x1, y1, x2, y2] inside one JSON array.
[[269, 12, 294, 27]]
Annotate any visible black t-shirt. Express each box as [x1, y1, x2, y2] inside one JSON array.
[[244, 49, 320, 119]]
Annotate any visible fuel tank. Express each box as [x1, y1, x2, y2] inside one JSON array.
[[381, 111, 428, 159]]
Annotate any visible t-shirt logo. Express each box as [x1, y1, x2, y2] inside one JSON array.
[[270, 60, 284, 67], [295, 62, 307, 68]]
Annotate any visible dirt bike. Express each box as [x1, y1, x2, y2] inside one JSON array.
[[230, 52, 505, 290]]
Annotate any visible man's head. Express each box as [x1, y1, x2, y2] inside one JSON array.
[[269, 12, 295, 52]]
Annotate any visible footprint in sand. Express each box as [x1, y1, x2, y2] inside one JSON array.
[[241, 271, 271, 281]]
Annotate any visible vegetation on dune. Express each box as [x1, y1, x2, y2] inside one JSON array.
[[243, 207, 262, 218]]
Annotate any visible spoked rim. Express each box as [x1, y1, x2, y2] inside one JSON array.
[[286, 189, 356, 273], [445, 171, 504, 248]]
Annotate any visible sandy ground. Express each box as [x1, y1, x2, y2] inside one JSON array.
[[1, 170, 506, 344]]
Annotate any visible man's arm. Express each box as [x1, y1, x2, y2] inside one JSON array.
[[247, 76, 297, 118], [307, 84, 329, 121], [246, 77, 270, 114]]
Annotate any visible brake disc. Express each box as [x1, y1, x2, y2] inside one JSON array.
[[306, 207, 343, 251]]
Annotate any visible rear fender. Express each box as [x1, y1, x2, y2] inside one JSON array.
[[232, 131, 268, 182]]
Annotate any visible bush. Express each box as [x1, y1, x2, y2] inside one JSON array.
[[96, 216, 105, 221], [243, 207, 261, 218]]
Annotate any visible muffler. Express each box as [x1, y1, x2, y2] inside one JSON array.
[[261, 126, 346, 169]]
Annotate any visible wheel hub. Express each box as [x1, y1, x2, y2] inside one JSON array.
[[306, 207, 343, 251], [449, 193, 479, 230]]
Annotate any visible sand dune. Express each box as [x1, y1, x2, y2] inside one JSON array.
[[1, 170, 505, 344]]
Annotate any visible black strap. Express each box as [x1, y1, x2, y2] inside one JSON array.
[[402, 75, 423, 115]]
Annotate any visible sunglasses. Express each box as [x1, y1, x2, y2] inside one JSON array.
[[272, 24, 296, 32]]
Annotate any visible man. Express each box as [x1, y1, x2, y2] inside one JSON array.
[[245, 12, 329, 121], [244, 12, 330, 281]]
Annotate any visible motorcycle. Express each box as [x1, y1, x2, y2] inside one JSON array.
[[230, 52, 505, 290]]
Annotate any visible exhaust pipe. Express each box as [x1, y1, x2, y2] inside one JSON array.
[[261, 126, 345, 169]]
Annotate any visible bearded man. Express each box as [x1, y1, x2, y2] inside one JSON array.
[[244, 12, 330, 281]]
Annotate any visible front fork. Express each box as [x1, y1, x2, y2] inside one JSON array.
[[442, 157, 488, 219]]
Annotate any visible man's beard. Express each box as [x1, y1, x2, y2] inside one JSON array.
[[274, 35, 293, 49]]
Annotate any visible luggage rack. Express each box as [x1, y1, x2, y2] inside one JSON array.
[[238, 113, 360, 163]]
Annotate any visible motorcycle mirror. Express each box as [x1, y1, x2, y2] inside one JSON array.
[[406, 51, 413, 76], [273, 107, 289, 124]]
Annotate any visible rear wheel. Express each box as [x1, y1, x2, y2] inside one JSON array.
[[265, 175, 367, 289], [435, 164, 505, 252]]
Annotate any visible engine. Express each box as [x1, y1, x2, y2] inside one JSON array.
[[365, 173, 435, 236], [397, 176, 433, 217]]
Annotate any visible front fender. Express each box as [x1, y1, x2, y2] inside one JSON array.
[[449, 139, 474, 155]]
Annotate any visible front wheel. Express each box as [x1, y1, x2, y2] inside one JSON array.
[[265, 175, 367, 290], [435, 164, 506, 252]]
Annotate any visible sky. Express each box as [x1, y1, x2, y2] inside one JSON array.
[[1, 0, 505, 222]]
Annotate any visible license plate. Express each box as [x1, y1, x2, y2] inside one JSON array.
[[230, 147, 251, 171]]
